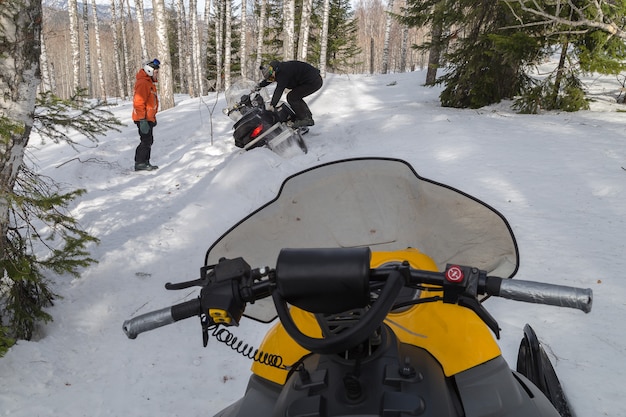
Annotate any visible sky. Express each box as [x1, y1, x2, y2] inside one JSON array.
[[0, 68, 625, 417]]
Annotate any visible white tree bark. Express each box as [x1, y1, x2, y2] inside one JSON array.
[[225, 0, 232, 89], [215, 0, 224, 91], [176, 0, 187, 93], [283, 0, 295, 60], [319, 0, 330, 76], [254, 0, 267, 77], [152, 0, 175, 109], [297, 0, 313, 61], [119, 0, 132, 96], [381, 0, 394, 74], [82, 1, 92, 95], [90, 0, 107, 100], [68, 0, 81, 90], [39, 31, 54, 92], [190, 0, 203, 95], [109, 0, 125, 98], [134, 0, 149, 60], [0, 0, 42, 248], [240, 0, 247, 77]]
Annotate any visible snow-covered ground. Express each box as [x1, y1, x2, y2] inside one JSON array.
[[1, 69, 625, 416]]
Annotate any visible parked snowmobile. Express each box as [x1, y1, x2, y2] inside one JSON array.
[[123, 157, 592, 417], [223, 79, 307, 158]]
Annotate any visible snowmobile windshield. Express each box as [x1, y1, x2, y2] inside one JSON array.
[[204, 157, 519, 322], [224, 78, 270, 121]]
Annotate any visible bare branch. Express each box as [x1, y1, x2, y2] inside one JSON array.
[[502, 0, 626, 39]]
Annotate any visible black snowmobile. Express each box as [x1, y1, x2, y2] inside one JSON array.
[[123, 157, 592, 417], [223, 79, 308, 157]]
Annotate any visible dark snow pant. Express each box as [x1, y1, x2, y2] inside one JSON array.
[[134, 121, 156, 164], [287, 75, 323, 121]]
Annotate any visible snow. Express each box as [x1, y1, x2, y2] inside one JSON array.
[[1, 69, 625, 416]]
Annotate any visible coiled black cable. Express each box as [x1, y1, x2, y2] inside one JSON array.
[[208, 323, 287, 369]]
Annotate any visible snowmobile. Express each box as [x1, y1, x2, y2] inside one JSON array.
[[123, 157, 592, 417], [223, 78, 308, 158]]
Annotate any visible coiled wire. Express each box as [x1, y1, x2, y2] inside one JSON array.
[[208, 323, 286, 369]]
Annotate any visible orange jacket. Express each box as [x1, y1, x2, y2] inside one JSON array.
[[132, 69, 159, 122]]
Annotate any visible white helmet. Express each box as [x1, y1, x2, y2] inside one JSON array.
[[143, 59, 160, 77]]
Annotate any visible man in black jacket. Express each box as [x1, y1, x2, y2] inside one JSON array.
[[258, 60, 323, 128]]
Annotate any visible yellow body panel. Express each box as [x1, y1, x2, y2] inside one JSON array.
[[251, 248, 501, 384]]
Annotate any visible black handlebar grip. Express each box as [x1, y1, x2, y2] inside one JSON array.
[[496, 279, 593, 313], [123, 298, 202, 339]]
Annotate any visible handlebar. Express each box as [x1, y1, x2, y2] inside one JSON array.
[[486, 277, 592, 313], [123, 298, 201, 339], [122, 248, 593, 340]]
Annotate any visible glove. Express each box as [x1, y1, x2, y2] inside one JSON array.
[[139, 119, 150, 134], [253, 84, 261, 92]]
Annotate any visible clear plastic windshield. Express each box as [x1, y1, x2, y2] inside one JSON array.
[[223, 78, 269, 122], [205, 157, 519, 321]]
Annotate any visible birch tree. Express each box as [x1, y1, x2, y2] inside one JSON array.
[[381, 0, 394, 74], [190, 0, 203, 95], [298, 0, 313, 61], [283, 0, 295, 60], [152, 0, 175, 109], [215, 0, 224, 91], [134, 0, 149, 60], [240, 0, 248, 78], [119, 0, 132, 96], [110, 0, 125, 98], [68, 0, 81, 90], [81, 1, 92, 96], [39, 33, 54, 92], [319, 0, 331, 77], [90, 0, 107, 100], [176, 0, 188, 93], [224, 0, 233, 89], [254, 0, 267, 75]]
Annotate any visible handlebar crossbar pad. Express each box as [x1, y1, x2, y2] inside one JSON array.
[[276, 247, 371, 314]]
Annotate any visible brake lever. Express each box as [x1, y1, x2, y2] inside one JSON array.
[[458, 296, 501, 339]]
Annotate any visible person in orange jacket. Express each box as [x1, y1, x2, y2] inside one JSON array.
[[132, 59, 160, 171]]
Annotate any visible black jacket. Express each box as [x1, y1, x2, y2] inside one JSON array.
[[259, 61, 321, 107]]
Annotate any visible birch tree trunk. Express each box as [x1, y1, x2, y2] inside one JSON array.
[[190, 0, 203, 95], [240, 0, 247, 77], [82, 1, 92, 96], [0, 0, 42, 260], [68, 0, 81, 91], [319, 0, 330, 77], [110, 0, 125, 98], [283, 0, 295, 60], [90, 0, 107, 100], [215, 0, 223, 91], [134, 0, 149, 60], [224, 0, 232, 90], [254, 0, 267, 77], [152, 0, 175, 109], [381, 0, 394, 74], [176, 0, 188, 94], [119, 0, 133, 96], [297, 0, 313, 61], [202, 0, 211, 89], [40, 32, 54, 92]]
